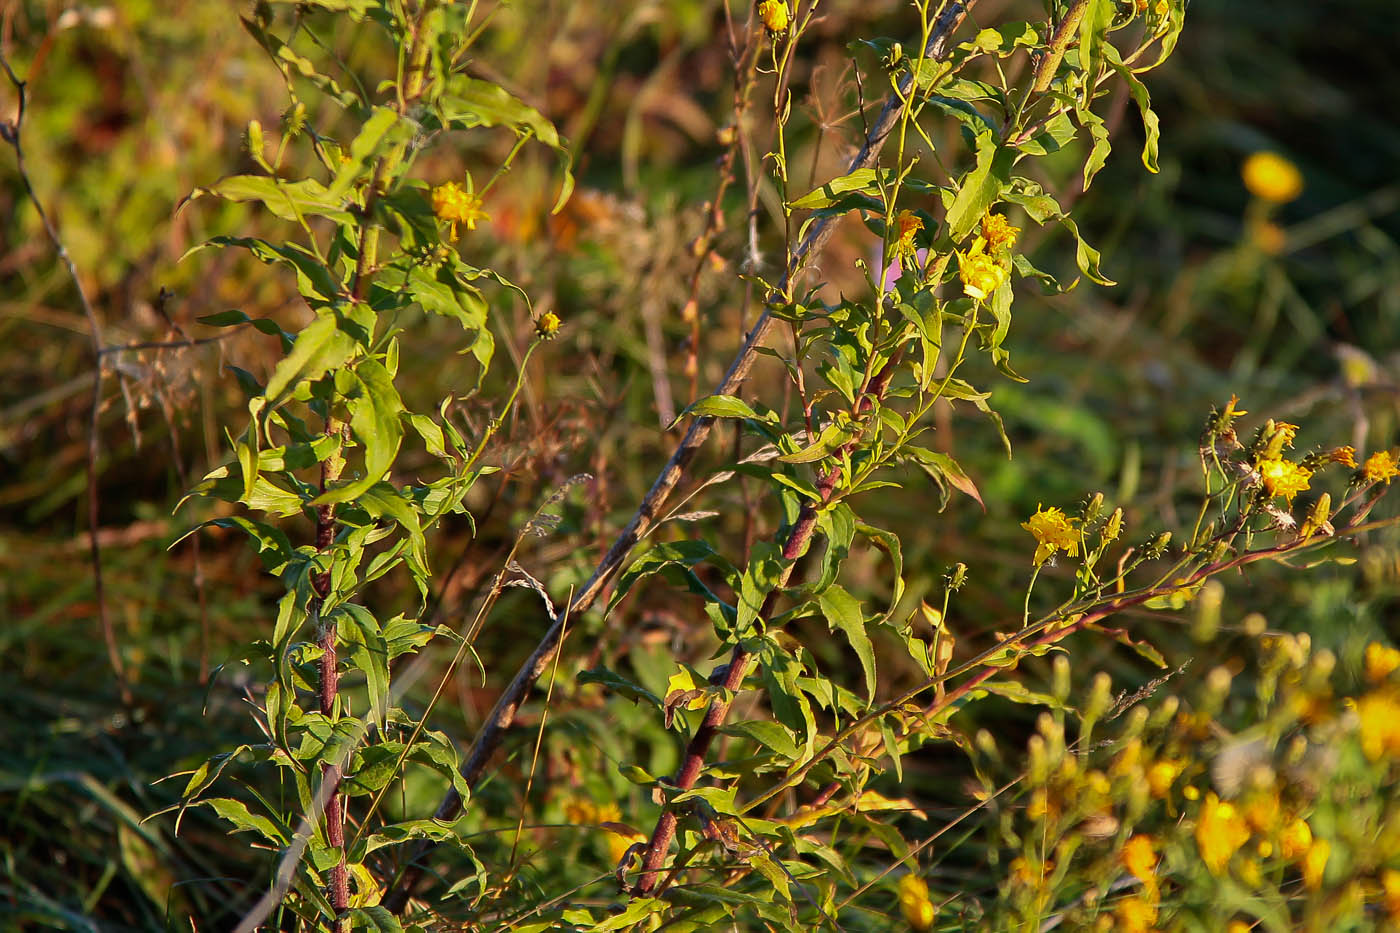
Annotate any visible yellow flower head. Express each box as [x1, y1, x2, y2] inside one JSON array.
[[1279, 817, 1312, 860], [1382, 868, 1400, 918], [536, 310, 562, 340], [893, 210, 924, 262], [1358, 689, 1400, 761], [758, 0, 789, 34], [1196, 792, 1251, 875], [1366, 642, 1400, 683], [1121, 835, 1159, 888], [1257, 457, 1312, 503], [980, 212, 1020, 251], [1330, 446, 1357, 468], [1227, 923, 1252, 933], [431, 181, 488, 239], [897, 873, 934, 931], [959, 249, 1008, 301], [1146, 758, 1184, 798], [1242, 152, 1304, 204], [1114, 894, 1158, 933], [1302, 837, 1330, 890], [1363, 450, 1399, 485], [1022, 505, 1080, 565]]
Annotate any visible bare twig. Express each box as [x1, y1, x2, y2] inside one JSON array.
[[1, 51, 129, 703]]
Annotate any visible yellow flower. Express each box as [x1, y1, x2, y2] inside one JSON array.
[[892, 210, 923, 262], [1303, 838, 1330, 890], [757, 0, 789, 34], [1196, 792, 1251, 875], [980, 212, 1020, 251], [1227, 922, 1253, 933], [1121, 835, 1159, 898], [1330, 446, 1357, 468], [536, 310, 562, 340], [1279, 817, 1312, 859], [431, 181, 488, 239], [563, 797, 598, 824], [1146, 759, 1184, 799], [1257, 457, 1312, 503], [1242, 152, 1304, 204], [1381, 869, 1400, 918], [1357, 689, 1400, 760], [1243, 789, 1280, 833], [1363, 450, 1399, 485], [1366, 642, 1400, 683], [958, 248, 1008, 301], [1115, 894, 1158, 933], [1022, 505, 1080, 565], [897, 874, 934, 931]]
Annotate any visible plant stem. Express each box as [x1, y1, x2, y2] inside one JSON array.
[[381, 1, 976, 910]]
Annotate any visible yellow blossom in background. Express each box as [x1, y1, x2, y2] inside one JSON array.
[[1257, 457, 1312, 503], [1121, 835, 1159, 899], [893, 210, 923, 262], [1363, 450, 1399, 485], [980, 212, 1020, 251], [1279, 817, 1312, 859], [897, 873, 935, 931], [1357, 689, 1400, 760], [1022, 505, 1080, 565], [1381, 869, 1400, 918], [1366, 642, 1400, 683], [1303, 838, 1330, 889], [536, 310, 562, 340], [757, 0, 789, 34], [1115, 894, 1158, 933], [958, 248, 1007, 301], [1147, 759, 1184, 798], [1242, 151, 1304, 204], [1196, 792, 1251, 875], [1243, 789, 1280, 833], [431, 181, 488, 239], [562, 797, 598, 824], [1227, 922, 1252, 933]]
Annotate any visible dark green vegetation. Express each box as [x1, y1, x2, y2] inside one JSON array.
[[1, 1, 1397, 929]]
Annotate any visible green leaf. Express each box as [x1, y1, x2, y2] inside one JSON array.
[[721, 720, 799, 760], [818, 585, 875, 701], [678, 394, 772, 424], [789, 167, 895, 211], [191, 236, 344, 306], [578, 667, 663, 710], [192, 175, 351, 224], [199, 798, 289, 845], [336, 604, 390, 727], [945, 136, 1012, 240], [438, 76, 574, 212], [328, 107, 408, 199], [1104, 46, 1161, 173], [261, 309, 358, 412], [312, 359, 405, 506], [1080, 107, 1111, 191], [591, 898, 666, 932], [347, 907, 404, 933]]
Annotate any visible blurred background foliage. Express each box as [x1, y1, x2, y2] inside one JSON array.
[[1, 0, 1397, 928]]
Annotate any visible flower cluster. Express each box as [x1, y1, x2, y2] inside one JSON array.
[[431, 180, 488, 239], [892, 209, 923, 264], [1022, 505, 1080, 565]]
